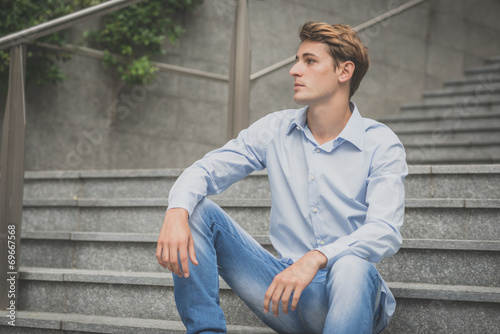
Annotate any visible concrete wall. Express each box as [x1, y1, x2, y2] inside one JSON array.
[[1, 0, 500, 171]]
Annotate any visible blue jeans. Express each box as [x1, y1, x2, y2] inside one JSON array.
[[173, 198, 383, 334]]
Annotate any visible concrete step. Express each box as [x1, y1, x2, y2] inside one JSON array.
[[0, 311, 275, 333], [15, 267, 264, 328], [377, 239, 500, 287], [464, 63, 500, 76], [400, 96, 500, 113], [13, 267, 500, 332], [485, 55, 500, 65], [398, 102, 500, 118], [383, 111, 500, 132], [21, 198, 500, 238], [384, 283, 500, 334], [419, 84, 500, 106], [22, 165, 500, 200], [404, 143, 500, 164], [19, 232, 500, 287], [443, 73, 500, 90], [22, 169, 271, 200], [423, 82, 500, 97], [397, 129, 500, 147]]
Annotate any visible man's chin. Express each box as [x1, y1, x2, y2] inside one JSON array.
[[293, 96, 308, 106]]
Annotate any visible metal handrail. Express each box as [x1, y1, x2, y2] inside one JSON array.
[[0, 0, 146, 51], [36, 42, 230, 82]]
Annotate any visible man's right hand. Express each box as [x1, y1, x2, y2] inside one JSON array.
[[156, 208, 198, 278]]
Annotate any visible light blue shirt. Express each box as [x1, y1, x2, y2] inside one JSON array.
[[167, 102, 408, 327]]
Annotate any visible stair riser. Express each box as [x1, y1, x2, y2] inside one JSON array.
[[0, 327, 181, 334], [17, 280, 263, 327], [20, 240, 500, 287], [443, 74, 500, 90], [22, 170, 500, 201], [386, 117, 500, 132], [398, 131, 500, 146], [21, 206, 500, 238], [405, 146, 500, 164], [422, 89, 500, 102], [377, 249, 500, 287], [416, 95, 500, 107], [401, 102, 500, 113], [22, 176, 272, 201], [2, 298, 499, 334], [384, 298, 500, 334]]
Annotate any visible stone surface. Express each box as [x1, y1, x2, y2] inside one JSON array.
[[384, 298, 500, 334]]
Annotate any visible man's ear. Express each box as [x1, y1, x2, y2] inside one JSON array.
[[338, 61, 355, 83]]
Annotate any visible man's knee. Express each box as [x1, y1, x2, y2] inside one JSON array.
[[329, 255, 378, 286], [190, 198, 218, 223]]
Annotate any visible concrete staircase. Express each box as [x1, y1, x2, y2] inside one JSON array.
[[379, 56, 500, 165], [1, 56, 500, 333]]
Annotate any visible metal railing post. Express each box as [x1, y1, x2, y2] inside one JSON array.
[[227, 0, 251, 140], [0, 44, 27, 311]]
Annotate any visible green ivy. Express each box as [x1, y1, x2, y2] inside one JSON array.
[[0, 0, 203, 92], [85, 0, 202, 86]]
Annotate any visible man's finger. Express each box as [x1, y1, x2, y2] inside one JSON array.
[[179, 246, 190, 278], [169, 246, 181, 277], [263, 280, 276, 313], [155, 243, 165, 267], [290, 286, 304, 312], [281, 285, 295, 314], [188, 237, 198, 266], [271, 284, 285, 317]]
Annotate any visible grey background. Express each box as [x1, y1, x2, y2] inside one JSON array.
[[2, 0, 500, 171]]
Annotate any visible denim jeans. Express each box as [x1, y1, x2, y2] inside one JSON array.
[[173, 198, 383, 334]]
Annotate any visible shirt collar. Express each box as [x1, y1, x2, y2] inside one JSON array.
[[338, 102, 365, 151], [286, 106, 308, 134], [286, 102, 365, 151]]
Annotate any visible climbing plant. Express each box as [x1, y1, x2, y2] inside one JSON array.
[[0, 0, 203, 92], [84, 0, 202, 86]]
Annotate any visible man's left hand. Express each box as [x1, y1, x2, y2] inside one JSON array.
[[263, 250, 328, 317]]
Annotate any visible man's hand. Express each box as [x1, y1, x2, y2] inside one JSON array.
[[156, 208, 198, 278], [263, 250, 327, 317]]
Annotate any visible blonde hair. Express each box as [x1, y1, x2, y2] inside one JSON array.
[[299, 21, 369, 98]]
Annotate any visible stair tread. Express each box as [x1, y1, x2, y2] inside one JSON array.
[[19, 230, 500, 251], [21, 164, 500, 178], [401, 97, 500, 109], [380, 111, 500, 122], [17, 267, 500, 304], [0, 310, 275, 333], [422, 83, 500, 97], [20, 197, 500, 208]]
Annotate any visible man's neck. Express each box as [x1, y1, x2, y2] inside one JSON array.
[[306, 96, 352, 146]]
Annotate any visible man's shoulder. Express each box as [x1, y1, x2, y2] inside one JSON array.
[[250, 107, 307, 131], [362, 117, 402, 146]]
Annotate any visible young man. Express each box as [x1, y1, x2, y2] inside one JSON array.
[[156, 21, 408, 333]]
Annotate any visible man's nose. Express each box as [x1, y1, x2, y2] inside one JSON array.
[[289, 62, 302, 77]]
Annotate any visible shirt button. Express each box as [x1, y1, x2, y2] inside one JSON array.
[[296, 126, 300, 130], [319, 240, 325, 245], [315, 148, 320, 153], [310, 175, 315, 181], [312, 207, 318, 213]]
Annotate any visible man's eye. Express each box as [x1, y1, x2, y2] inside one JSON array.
[[306, 59, 315, 64]]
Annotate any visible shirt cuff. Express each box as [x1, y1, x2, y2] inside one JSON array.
[[315, 240, 352, 269], [167, 193, 200, 216]]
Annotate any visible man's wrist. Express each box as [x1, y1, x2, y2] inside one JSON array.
[[311, 250, 328, 269]]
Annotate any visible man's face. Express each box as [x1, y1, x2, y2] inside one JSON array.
[[289, 40, 341, 107]]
